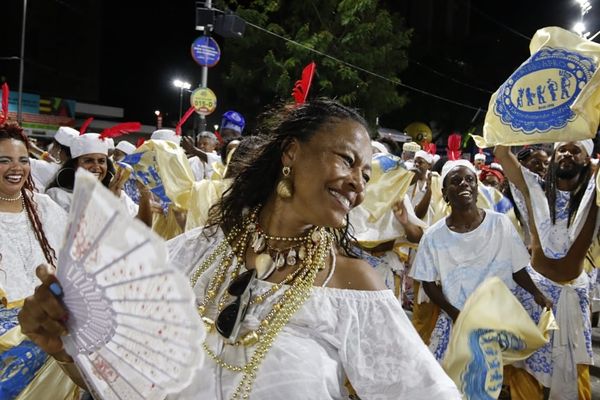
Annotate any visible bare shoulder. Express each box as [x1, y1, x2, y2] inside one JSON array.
[[326, 253, 388, 291]]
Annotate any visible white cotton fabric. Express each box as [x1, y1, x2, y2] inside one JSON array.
[[188, 152, 222, 181], [29, 158, 60, 192], [0, 192, 67, 302], [410, 210, 530, 310], [515, 165, 599, 258], [166, 228, 461, 400], [47, 186, 138, 218], [46, 187, 73, 212]]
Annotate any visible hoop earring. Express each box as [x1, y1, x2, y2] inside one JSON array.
[[276, 166, 293, 199], [55, 167, 76, 192]]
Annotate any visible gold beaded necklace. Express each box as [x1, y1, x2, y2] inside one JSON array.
[[189, 207, 334, 400]]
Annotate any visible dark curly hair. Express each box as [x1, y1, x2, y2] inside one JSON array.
[[46, 156, 115, 191], [205, 98, 369, 257], [0, 122, 57, 267]]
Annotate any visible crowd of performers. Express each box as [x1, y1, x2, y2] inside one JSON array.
[[1, 98, 598, 399]]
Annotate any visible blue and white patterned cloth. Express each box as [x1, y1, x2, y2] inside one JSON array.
[[410, 211, 530, 361], [512, 266, 592, 399]]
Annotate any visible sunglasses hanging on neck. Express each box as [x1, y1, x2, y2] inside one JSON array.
[[216, 269, 256, 340]]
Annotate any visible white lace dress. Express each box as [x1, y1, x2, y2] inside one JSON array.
[[0, 192, 68, 303], [167, 228, 461, 400]]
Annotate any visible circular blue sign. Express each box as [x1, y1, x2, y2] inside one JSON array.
[[191, 36, 221, 67]]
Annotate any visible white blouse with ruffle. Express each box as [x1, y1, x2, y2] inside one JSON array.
[[167, 227, 461, 400], [0, 192, 67, 303]]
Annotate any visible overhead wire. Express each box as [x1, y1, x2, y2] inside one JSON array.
[[243, 20, 487, 112]]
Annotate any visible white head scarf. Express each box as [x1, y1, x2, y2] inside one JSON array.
[[441, 159, 477, 186], [554, 139, 594, 156]]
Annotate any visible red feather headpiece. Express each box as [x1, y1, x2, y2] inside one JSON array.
[[99, 122, 141, 140], [0, 83, 9, 124], [175, 106, 195, 136], [447, 132, 462, 161], [79, 117, 94, 134], [292, 62, 316, 104]]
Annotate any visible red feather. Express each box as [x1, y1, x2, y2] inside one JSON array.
[[79, 117, 94, 135], [447, 133, 462, 161], [292, 62, 316, 104], [175, 106, 196, 136], [424, 142, 437, 155], [136, 138, 146, 148], [214, 130, 223, 144], [0, 83, 9, 124], [99, 122, 141, 139]]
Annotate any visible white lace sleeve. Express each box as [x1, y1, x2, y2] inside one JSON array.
[[336, 290, 461, 399], [45, 187, 72, 212], [166, 226, 223, 277]]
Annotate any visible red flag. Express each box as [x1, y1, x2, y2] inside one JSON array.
[[79, 117, 94, 134], [175, 106, 195, 136], [447, 133, 462, 161], [0, 83, 9, 124], [292, 62, 316, 104], [99, 122, 141, 140]]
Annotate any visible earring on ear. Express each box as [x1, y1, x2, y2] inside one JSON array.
[[276, 166, 294, 199]]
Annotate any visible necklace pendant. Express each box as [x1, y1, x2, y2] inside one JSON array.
[[275, 252, 285, 269], [255, 253, 275, 279], [311, 229, 321, 244], [298, 245, 306, 261], [247, 222, 257, 232], [241, 330, 259, 346], [286, 248, 297, 266], [252, 232, 266, 253]]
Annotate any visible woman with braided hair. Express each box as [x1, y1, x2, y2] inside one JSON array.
[[0, 122, 82, 399]]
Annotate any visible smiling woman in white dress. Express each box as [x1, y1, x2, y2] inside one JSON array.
[[18, 99, 461, 399], [0, 122, 82, 399]]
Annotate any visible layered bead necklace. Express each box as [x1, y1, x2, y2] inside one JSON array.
[[189, 207, 334, 399]]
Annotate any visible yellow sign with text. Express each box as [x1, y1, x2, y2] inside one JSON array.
[[190, 87, 217, 116]]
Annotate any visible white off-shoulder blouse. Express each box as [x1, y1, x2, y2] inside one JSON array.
[[167, 227, 461, 400]]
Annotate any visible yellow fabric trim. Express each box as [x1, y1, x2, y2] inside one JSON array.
[[14, 358, 80, 400], [505, 365, 590, 400], [411, 281, 440, 345], [0, 325, 26, 352], [152, 206, 183, 241], [443, 278, 556, 397], [134, 140, 196, 210], [185, 179, 230, 232], [360, 155, 414, 221]]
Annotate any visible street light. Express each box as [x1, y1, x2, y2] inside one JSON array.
[[573, 22, 587, 36], [173, 79, 192, 121], [573, 0, 592, 38], [154, 110, 162, 129]]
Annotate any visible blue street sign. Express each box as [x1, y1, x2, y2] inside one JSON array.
[[191, 36, 221, 67]]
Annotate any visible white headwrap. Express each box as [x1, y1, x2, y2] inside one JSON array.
[[474, 153, 486, 161], [54, 126, 79, 147], [70, 133, 109, 159], [115, 141, 136, 155], [441, 159, 477, 186], [554, 139, 594, 156], [151, 129, 181, 146], [414, 150, 434, 164], [371, 141, 389, 154], [402, 141, 421, 152], [105, 138, 115, 150]]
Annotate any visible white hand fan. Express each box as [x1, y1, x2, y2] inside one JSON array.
[[57, 170, 205, 400]]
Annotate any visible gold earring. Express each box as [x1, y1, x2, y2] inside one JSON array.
[[276, 166, 293, 199]]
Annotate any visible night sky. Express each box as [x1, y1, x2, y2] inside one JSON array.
[[4, 0, 600, 133]]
